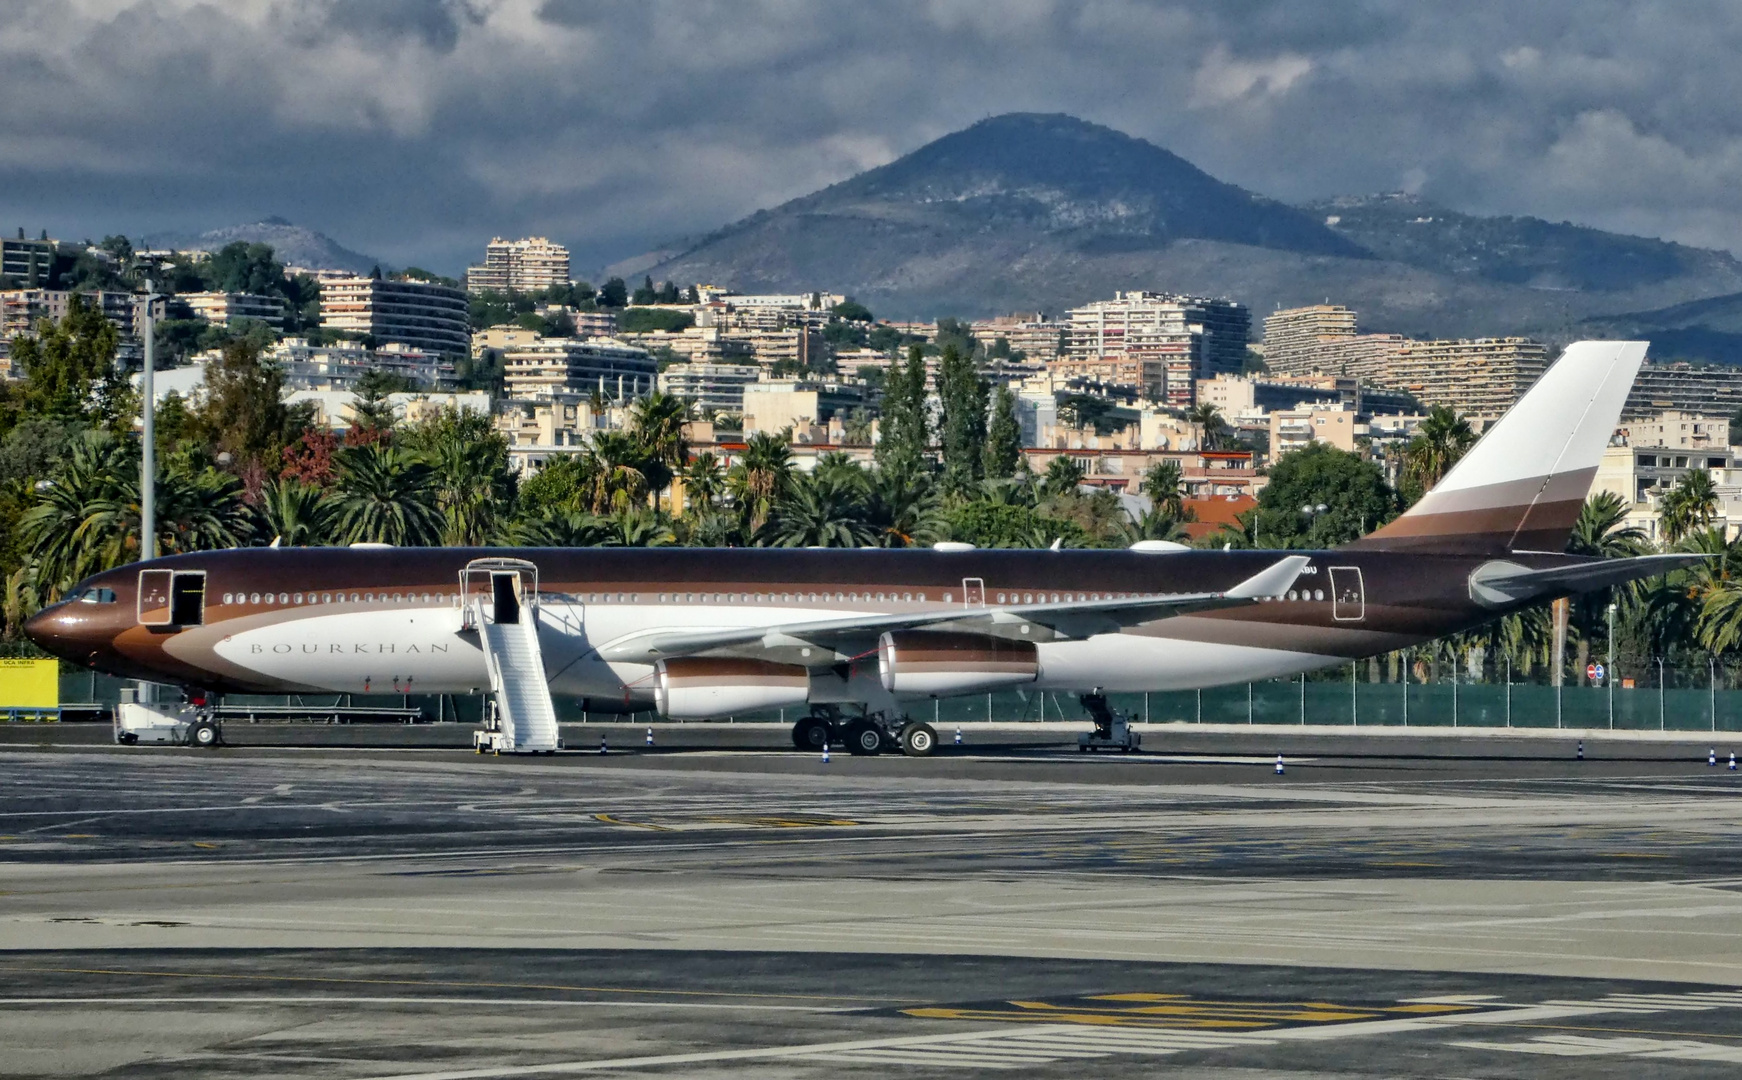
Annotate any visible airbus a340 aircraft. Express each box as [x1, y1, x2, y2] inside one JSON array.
[[26, 341, 1698, 755]]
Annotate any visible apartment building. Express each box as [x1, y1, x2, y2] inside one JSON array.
[[1624, 362, 1742, 421], [285, 390, 490, 432], [502, 337, 657, 401], [1269, 402, 1360, 455], [1, 235, 55, 286], [1620, 410, 1730, 450], [178, 291, 286, 329], [494, 394, 601, 474], [464, 237, 571, 294], [319, 276, 471, 355], [1381, 337, 1548, 419], [269, 338, 455, 391], [1261, 304, 1409, 380], [970, 313, 1068, 361], [658, 362, 763, 415], [1063, 291, 1249, 405], [741, 378, 866, 437], [0, 289, 151, 339]]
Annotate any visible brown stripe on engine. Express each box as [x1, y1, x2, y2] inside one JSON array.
[[660, 657, 808, 687]]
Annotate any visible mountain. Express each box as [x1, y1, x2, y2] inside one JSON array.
[[1577, 291, 1742, 364], [145, 217, 381, 274], [626, 114, 1742, 347]]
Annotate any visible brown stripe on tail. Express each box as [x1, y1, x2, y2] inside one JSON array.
[[1349, 469, 1596, 554]]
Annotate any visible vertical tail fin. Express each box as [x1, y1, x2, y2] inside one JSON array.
[[1350, 340, 1647, 554]]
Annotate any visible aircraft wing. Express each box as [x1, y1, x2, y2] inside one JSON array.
[[594, 555, 1311, 663]]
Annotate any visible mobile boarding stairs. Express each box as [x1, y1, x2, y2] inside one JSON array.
[[464, 558, 563, 754]]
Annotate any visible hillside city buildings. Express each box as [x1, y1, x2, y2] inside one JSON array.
[[464, 237, 571, 294], [10, 221, 1742, 537]]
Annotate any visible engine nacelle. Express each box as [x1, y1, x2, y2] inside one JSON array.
[[878, 631, 1039, 696], [654, 657, 810, 720]]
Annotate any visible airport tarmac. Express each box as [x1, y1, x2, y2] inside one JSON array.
[[5, 740, 1742, 1077]]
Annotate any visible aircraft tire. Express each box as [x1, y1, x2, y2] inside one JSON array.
[[792, 717, 831, 751], [900, 722, 937, 757], [188, 720, 220, 749], [844, 720, 882, 756]]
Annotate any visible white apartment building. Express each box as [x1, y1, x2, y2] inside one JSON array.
[[179, 291, 286, 329], [494, 394, 602, 474], [658, 362, 763, 415], [502, 337, 658, 401], [465, 237, 571, 294], [1269, 402, 1360, 455], [1065, 291, 1250, 386], [286, 390, 490, 431], [269, 338, 455, 391], [319, 276, 471, 355]]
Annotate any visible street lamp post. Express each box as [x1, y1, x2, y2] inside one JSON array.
[[140, 281, 157, 561], [1607, 601, 1617, 730], [1300, 502, 1328, 547]]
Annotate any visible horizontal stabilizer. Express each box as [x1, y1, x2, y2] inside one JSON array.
[[1469, 553, 1707, 608], [1227, 555, 1312, 599]]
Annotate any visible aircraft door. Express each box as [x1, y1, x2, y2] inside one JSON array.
[[1329, 566, 1365, 622], [492, 572, 522, 625], [962, 578, 985, 607], [137, 569, 206, 627], [137, 570, 173, 626], [170, 572, 205, 626]]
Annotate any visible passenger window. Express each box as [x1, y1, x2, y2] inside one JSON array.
[[1287, 590, 1298, 601], [943, 592, 951, 603], [365, 593, 374, 602], [250, 593, 261, 604], [393, 593, 403, 603], [293, 593, 303, 604], [997, 593, 1007, 603], [223, 593, 234, 605]]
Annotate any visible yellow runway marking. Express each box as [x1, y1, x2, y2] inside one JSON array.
[[905, 994, 1479, 1030], [592, 814, 671, 831]]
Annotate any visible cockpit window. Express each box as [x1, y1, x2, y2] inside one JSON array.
[[72, 588, 117, 604]]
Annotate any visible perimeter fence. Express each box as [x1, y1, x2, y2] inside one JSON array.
[[8, 650, 1742, 732]]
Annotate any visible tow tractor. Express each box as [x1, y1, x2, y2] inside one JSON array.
[[1076, 692, 1141, 753]]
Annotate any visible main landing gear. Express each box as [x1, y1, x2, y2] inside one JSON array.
[[790, 710, 938, 757]]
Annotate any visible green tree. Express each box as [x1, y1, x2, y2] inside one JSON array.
[[1187, 402, 1228, 450], [727, 430, 793, 537], [831, 300, 873, 322], [196, 338, 298, 468], [630, 391, 689, 506], [982, 384, 1022, 480], [769, 471, 873, 548], [202, 241, 287, 296], [331, 442, 443, 546], [584, 431, 652, 515], [876, 345, 930, 476], [617, 308, 695, 334], [11, 295, 125, 424], [1401, 406, 1476, 497], [1040, 455, 1086, 498], [680, 451, 726, 511], [864, 465, 945, 548], [943, 500, 1086, 549], [256, 479, 332, 546], [406, 408, 515, 546], [1659, 469, 1719, 544], [1254, 442, 1399, 548], [597, 277, 628, 308], [936, 343, 988, 495], [1140, 459, 1186, 518]]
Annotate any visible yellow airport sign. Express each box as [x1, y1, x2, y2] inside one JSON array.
[[0, 658, 60, 709]]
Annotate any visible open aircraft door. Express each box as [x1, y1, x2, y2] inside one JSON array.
[[137, 569, 205, 629], [461, 557, 541, 627]]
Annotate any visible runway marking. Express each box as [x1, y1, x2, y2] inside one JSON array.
[[591, 814, 670, 831], [0, 996, 847, 1012], [0, 965, 915, 1003], [905, 992, 1482, 1030], [1449, 1034, 1742, 1061]]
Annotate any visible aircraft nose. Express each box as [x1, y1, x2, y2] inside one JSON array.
[[23, 604, 103, 661]]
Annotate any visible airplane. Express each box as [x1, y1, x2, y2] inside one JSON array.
[[26, 340, 1701, 756]]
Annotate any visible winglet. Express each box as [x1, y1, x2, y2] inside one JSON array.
[[1225, 555, 1312, 599]]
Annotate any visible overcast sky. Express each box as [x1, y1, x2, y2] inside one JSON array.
[[5, 0, 1742, 276]]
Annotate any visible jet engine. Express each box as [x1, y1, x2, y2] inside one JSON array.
[[654, 657, 810, 720], [878, 630, 1039, 696]]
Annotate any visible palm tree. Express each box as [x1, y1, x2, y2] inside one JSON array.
[[1140, 459, 1186, 518], [602, 507, 675, 547], [680, 452, 726, 513], [630, 392, 689, 507], [1117, 508, 1192, 545], [1566, 491, 1650, 558], [3, 563, 42, 642], [865, 465, 945, 548], [20, 434, 137, 596], [413, 409, 514, 546], [1186, 402, 1228, 451], [770, 472, 874, 548], [727, 431, 793, 536], [585, 431, 651, 515], [1659, 469, 1719, 544], [511, 507, 611, 547], [331, 441, 443, 546], [257, 479, 333, 546], [1402, 406, 1476, 493], [1040, 455, 1086, 498]]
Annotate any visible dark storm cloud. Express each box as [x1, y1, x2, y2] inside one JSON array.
[[3, 0, 1741, 275]]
